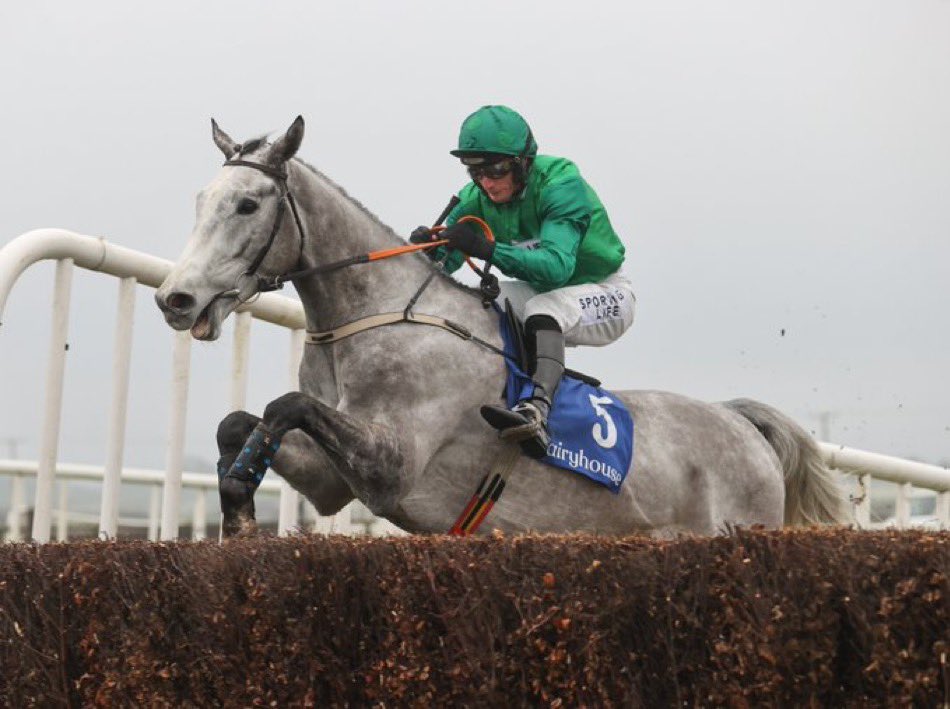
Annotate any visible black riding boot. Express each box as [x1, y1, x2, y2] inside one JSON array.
[[481, 315, 565, 459]]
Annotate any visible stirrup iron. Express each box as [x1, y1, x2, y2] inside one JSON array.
[[480, 400, 551, 459]]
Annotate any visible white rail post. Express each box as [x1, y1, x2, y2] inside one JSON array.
[[56, 482, 68, 542], [311, 510, 335, 534], [853, 474, 871, 528], [894, 482, 912, 528], [215, 310, 253, 542], [230, 311, 252, 411], [335, 501, 354, 535], [277, 481, 300, 535], [31, 258, 74, 542], [147, 485, 161, 541], [99, 276, 136, 538], [277, 328, 307, 536], [160, 330, 191, 540], [936, 491, 949, 528], [192, 490, 207, 541], [4, 474, 25, 542], [302, 496, 319, 533]]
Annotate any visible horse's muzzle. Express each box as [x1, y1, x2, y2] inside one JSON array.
[[155, 289, 198, 330]]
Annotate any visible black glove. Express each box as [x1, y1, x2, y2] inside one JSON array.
[[409, 225, 434, 244], [441, 222, 494, 261]]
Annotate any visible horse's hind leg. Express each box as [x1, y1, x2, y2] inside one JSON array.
[[216, 410, 262, 537]]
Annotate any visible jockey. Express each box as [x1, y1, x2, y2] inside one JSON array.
[[412, 105, 635, 459]]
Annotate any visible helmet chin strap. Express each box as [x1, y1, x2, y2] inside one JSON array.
[[512, 156, 532, 192]]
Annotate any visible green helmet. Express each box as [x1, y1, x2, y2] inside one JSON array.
[[450, 105, 538, 161]]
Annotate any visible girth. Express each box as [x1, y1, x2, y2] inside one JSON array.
[[306, 311, 488, 348]]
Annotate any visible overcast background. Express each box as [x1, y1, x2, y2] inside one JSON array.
[[1, 1, 948, 519]]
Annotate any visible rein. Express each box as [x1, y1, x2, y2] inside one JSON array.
[[224, 158, 504, 355], [224, 157, 460, 294]]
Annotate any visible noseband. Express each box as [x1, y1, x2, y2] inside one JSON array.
[[223, 158, 307, 293]]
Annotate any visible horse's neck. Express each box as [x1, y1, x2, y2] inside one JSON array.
[[287, 164, 506, 423], [289, 162, 437, 330]]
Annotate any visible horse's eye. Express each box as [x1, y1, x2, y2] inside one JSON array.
[[236, 198, 259, 215]]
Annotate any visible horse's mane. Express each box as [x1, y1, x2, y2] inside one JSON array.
[[291, 156, 483, 299]]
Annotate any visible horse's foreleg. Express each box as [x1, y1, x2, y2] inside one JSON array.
[[262, 391, 406, 515], [216, 410, 262, 537], [217, 411, 357, 536], [271, 429, 355, 516]]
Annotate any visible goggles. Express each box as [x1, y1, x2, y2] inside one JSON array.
[[467, 158, 516, 181]]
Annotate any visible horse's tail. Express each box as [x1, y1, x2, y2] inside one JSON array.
[[724, 398, 852, 526]]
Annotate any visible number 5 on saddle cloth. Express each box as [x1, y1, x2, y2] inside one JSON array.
[[498, 303, 634, 493]]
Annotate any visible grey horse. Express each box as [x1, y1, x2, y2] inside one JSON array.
[[155, 116, 851, 537]]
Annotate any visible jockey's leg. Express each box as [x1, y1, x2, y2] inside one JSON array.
[[481, 273, 636, 459], [549, 273, 636, 347], [216, 410, 262, 536], [481, 315, 564, 459]]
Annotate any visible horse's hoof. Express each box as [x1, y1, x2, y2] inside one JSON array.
[[222, 516, 258, 539]]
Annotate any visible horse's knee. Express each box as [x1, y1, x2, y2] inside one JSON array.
[[263, 391, 314, 434], [217, 410, 260, 453]]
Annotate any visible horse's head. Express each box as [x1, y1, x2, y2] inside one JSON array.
[[155, 116, 306, 340]]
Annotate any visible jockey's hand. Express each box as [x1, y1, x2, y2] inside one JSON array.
[[409, 225, 435, 244], [442, 222, 494, 261]]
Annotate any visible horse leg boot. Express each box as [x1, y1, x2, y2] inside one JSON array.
[[217, 411, 274, 537], [481, 314, 565, 459]]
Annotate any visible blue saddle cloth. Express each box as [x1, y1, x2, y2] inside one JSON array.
[[498, 315, 634, 493]]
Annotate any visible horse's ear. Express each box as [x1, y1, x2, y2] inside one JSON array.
[[265, 115, 305, 165], [211, 118, 240, 159]]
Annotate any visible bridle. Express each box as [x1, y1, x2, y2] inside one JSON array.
[[219, 156, 508, 357], [221, 157, 452, 295], [221, 158, 308, 296]]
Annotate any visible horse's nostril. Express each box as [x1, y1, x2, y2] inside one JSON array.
[[166, 292, 196, 312]]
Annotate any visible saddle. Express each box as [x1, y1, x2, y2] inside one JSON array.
[[497, 302, 634, 494]]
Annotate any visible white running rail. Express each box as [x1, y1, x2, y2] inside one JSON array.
[[0, 228, 334, 542], [0, 458, 290, 542], [818, 442, 949, 529], [1, 229, 947, 541]]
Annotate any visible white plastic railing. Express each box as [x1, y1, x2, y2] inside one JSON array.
[[1, 229, 947, 540], [818, 442, 950, 529], [0, 229, 314, 542], [0, 458, 365, 542], [0, 458, 280, 541]]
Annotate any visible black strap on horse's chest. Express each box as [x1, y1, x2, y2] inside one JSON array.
[[223, 159, 307, 280]]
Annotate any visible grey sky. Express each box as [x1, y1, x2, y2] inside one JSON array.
[[1, 0, 948, 499]]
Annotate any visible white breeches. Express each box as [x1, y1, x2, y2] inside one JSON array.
[[498, 271, 636, 347]]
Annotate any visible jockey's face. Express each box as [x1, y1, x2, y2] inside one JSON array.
[[477, 171, 517, 204]]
